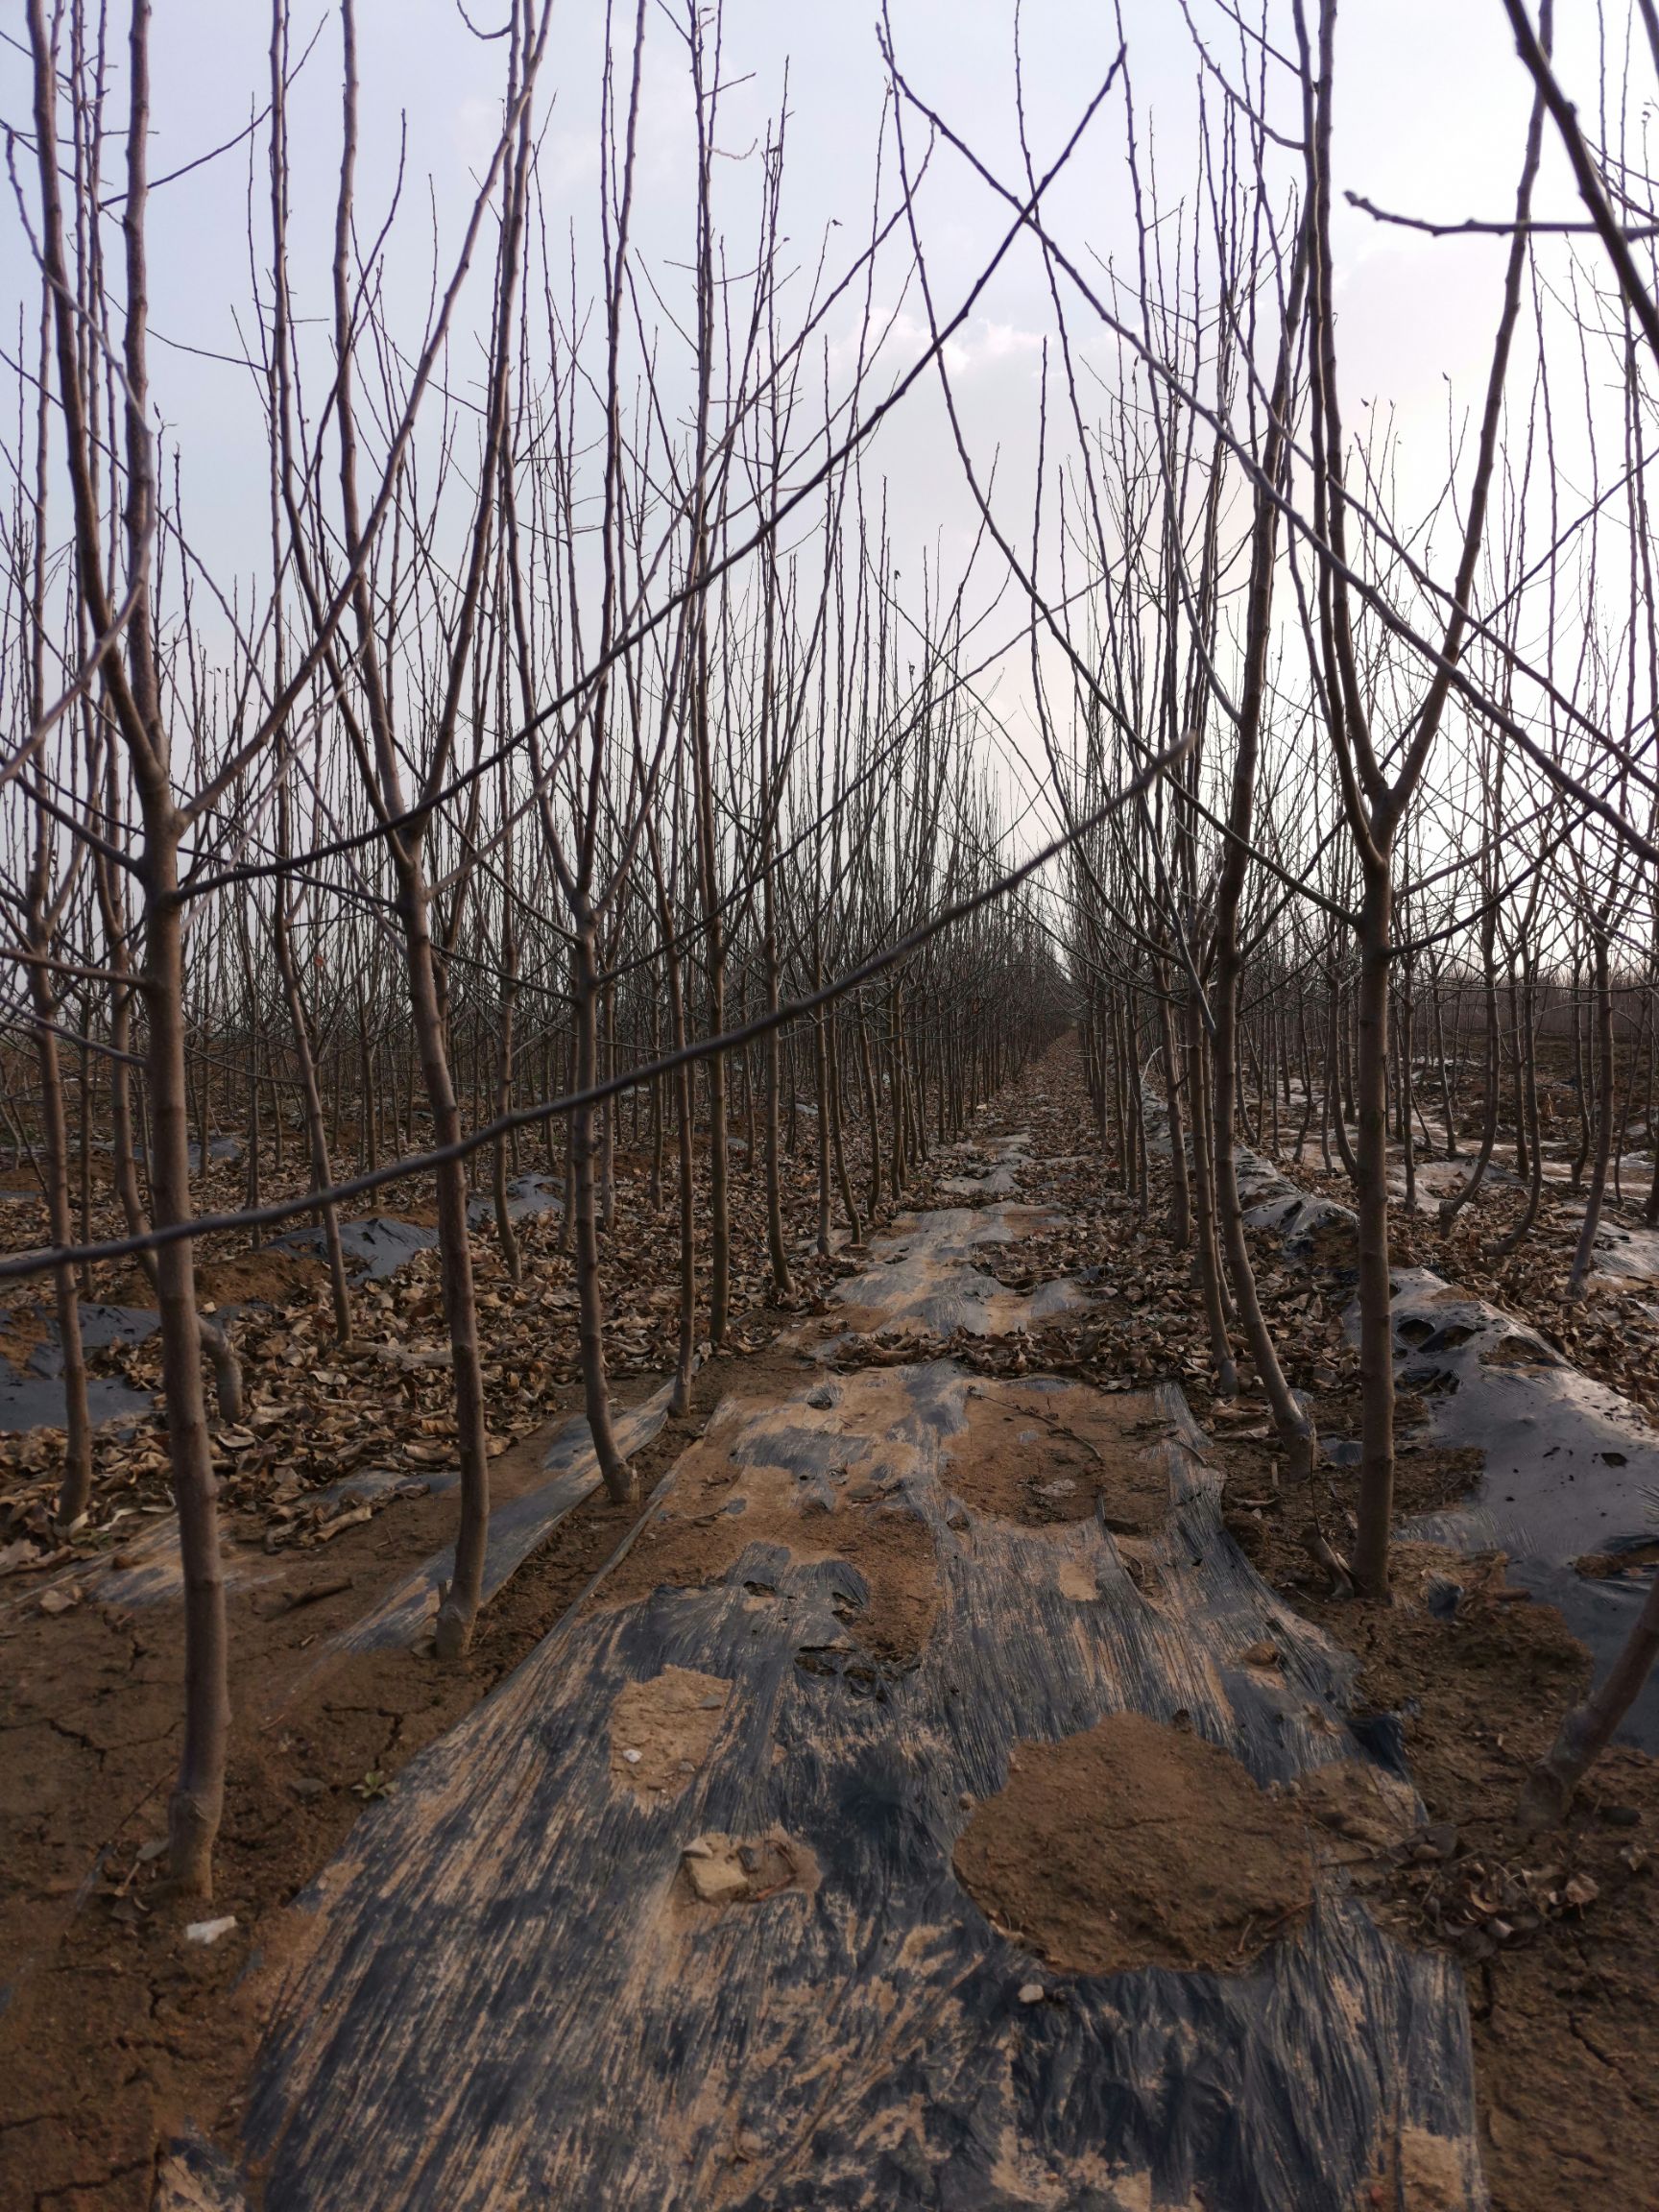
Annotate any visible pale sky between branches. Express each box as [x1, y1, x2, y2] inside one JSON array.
[[0, 0, 1604, 833]]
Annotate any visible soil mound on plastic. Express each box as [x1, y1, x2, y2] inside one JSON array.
[[199, 1248, 329, 1306], [597, 1381, 940, 1669], [940, 1381, 1170, 1530], [610, 1667, 731, 1798], [953, 1711, 1314, 1975]]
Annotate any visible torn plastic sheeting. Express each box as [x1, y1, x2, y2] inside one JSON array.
[[0, 1299, 158, 1436], [50, 1458, 456, 1617], [0, 1365, 154, 1437], [272, 1215, 439, 1280], [467, 1171, 565, 1227], [826, 1201, 1084, 1343]]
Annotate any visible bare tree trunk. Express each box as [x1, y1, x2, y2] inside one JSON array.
[[571, 918, 632, 1499], [142, 817, 230, 1894], [397, 867, 494, 1660], [1208, 211, 1315, 1479], [1294, 997, 1318, 1163], [1431, 977, 1459, 1156], [1396, 960, 1417, 1215], [857, 1003, 882, 1224], [1157, 974, 1192, 1248], [1184, 994, 1238, 1396], [28, 959, 92, 1533], [21, 465, 92, 1529], [667, 986, 698, 1419], [1326, 966, 1359, 1181], [812, 998, 832, 1259], [1352, 862, 1397, 1599], [762, 925, 793, 1299], [828, 1010, 860, 1244], [273, 869, 352, 1341], [1523, 1567, 1659, 1827], [1568, 912, 1617, 1299], [1487, 966, 1547, 1259], [699, 898, 731, 1345], [493, 891, 523, 1285], [27, 0, 234, 1887]]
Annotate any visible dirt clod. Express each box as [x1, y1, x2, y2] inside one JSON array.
[[679, 1830, 816, 1906]]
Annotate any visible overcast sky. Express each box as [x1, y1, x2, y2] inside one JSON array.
[[0, 1, 1624, 813]]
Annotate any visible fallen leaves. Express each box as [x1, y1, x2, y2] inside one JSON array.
[[0, 1128, 872, 1566], [1396, 1841, 1629, 1960]]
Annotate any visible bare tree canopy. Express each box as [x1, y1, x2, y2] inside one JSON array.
[[5, 4, 1659, 2204]]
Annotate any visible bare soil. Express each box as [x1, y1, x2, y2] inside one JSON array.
[[1307, 1555, 1659, 2212], [1215, 1488, 1659, 2212], [100, 1250, 330, 1314], [195, 1250, 330, 1310], [0, 1305, 50, 1375], [0, 1477, 641, 2210]]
